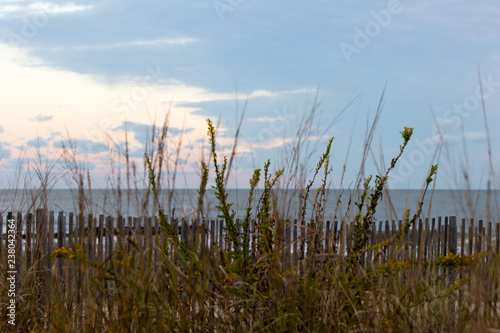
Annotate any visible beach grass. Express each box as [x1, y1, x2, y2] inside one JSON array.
[[1, 94, 500, 332]]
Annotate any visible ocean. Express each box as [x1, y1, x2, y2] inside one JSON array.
[[1, 188, 500, 225]]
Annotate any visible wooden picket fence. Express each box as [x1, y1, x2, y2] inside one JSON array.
[[2, 210, 499, 270], [3, 208, 500, 325]]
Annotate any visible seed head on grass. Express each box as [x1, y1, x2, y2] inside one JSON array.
[[197, 160, 209, 220], [401, 126, 413, 145], [206, 118, 239, 260], [352, 126, 416, 259]]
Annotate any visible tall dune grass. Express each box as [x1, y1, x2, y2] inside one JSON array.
[[1, 92, 500, 332]]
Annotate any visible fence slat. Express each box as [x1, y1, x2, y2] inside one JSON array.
[[424, 218, 430, 261], [6, 211, 500, 294], [325, 220, 330, 253], [69, 212, 74, 249], [437, 217, 442, 257], [449, 216, 457, 254], [468, 219, 474, 255], [339, 221, 346, 259], [57, 211, 64, 278], [417, 219, 423, 260], [219, 219, 224, 251], [88, 214, 95, 260], [26, 213, 33, 268], [461, 218, 466, 256], [57, 211, 64, 250], [48, 211, 55, 264], [443, 216, 450, 255], [293, 219, 298, 265], [487, 221, 492, 253], [16, 212, 23, 277], [210, 220, 216, 249], [286, 219, 292, 268], [477, 220, 484, 254], [496, 223, 500, 254], [106, 216, 114, 258], [98, 215, 104, 263], [0, 213, 3, 267]]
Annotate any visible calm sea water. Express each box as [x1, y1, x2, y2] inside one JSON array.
[[1, 189, 500, 225]]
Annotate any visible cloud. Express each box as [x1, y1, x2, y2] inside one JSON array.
[[82, 161, 96, 170], [1, 157, 29, 171], [0, 1, 343, 92], [29, 2, 92, 14], [108, 141, 144, 158], [248, 88, 311, 99], [0, 5, 21, 18], [0, 125, 4, 133], [46, 37, 197, 51], [248, 116, 281, 122], [113, 121, 194, 142], [53, 139, 108, 154], [463, 131, 489, 142], [247, 90, 281, 98], [0, 0, 499, 190], [0, 2, 91, 18], [433, 117, 459, 132], [0, 143, 11, 159], [128, 147, 146, 158], [27, 137, 48, 147], [431, 131, 489, 144], [31, 114, 53, 122]]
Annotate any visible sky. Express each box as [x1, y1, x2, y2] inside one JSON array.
[[0, 0, 499, 190]]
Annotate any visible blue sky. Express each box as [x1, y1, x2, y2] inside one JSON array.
[[0, 0, 499, 189]]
